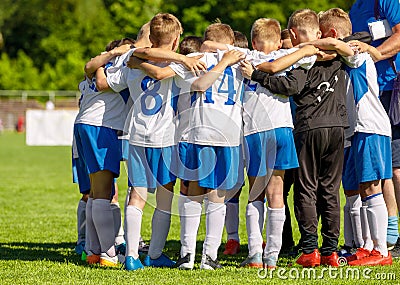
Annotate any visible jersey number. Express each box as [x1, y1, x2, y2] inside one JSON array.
[[204, 66, 236, 105], [140, 76, 162, 115]]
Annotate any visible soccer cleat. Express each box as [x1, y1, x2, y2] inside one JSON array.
[[389, 237, 400, 259], [337, 245, 356, 258], [143, 253, 176, 268], [349, 250, 392, 266], [75, 241, 85, 255], [99, 253, 118, 267], [125, 256, 144, 271], [346, 248, 371, 262], [240, 253, 263, 268], [296, 249, 321, 267], [86, 252, 100, 265], [223, 239, 240, 255], [200, 254, 223, 270], [320, 252, 340, 267], [115, 242, 126, 256], [263, 255, 277, 269], [174, 253, 195, 270]]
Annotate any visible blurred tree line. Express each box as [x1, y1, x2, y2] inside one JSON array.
[[0, 0, 352, 90]]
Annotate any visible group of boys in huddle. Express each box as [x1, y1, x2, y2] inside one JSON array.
[[72, 7, 399, 271]]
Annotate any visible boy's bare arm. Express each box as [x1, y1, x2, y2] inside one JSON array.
[[127, 56, 176, 80], [200, 40, 229, 52], [84, 44, 131, 79], [349, 40, 383, 62], [306, 37, 354, 57], [256, 45, 319, 74], [191, 50, 244, 92], [95, 67, 110, 91], [133, 47, 206, 75]]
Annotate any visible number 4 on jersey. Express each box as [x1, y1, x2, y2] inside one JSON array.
[[204, 66, 236, 105]]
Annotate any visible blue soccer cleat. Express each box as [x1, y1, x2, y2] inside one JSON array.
[[125, 256, 144, 271], [75, 241, 85, 256], [143, 253, 176, 268]]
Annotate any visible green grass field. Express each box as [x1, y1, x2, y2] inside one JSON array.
[[0, 131, 399, 284]]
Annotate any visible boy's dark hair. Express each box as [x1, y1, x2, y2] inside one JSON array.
[[179, 36, 203, 55], [233, 31, 249, 48], [281, 29, 291, 41], [106, 38, 135, 52]]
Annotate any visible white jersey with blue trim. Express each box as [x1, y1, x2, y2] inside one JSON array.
[[74, 56, 131, 131], [171, 51, 245, 147], [106, 50, 181, 147], [229, 46, 316, 136], [342, 52, 391, 138]]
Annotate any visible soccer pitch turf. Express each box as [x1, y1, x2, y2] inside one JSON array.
[[0, 132, 399, 284]]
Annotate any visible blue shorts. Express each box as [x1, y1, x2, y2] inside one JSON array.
[[184, 143, 244, 190], [342, 133, 392, 190], [72, 156, 90, 195], [177, 142, 189, 179], [127, 144, 177, 190], [74, 124, 121, 177], [244, 128, 299, 177], [120, 139, 129, 161]]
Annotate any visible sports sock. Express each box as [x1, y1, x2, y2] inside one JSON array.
[[85, 198, 100, 254], [77, 199, 86, 245], [180, 199, 202, 257], [92, 199, 116, 257], [125, 205, 143, 259], [365, 194, 388, 256], [264, 207, 285, 260], [203, 201, 226, 261], [387, 216, 399, 246], [225, 200, 240, 242], [360, 201, 373, 251], [343, 198, 353, 247], [246, 201, 264, 256], [148, 209, 171, 259], [178, 192, 186, 221], [348, 195, 363, 248], [110, 202, 125, 245]]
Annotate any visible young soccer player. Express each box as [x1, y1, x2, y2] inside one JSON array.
[[74, 40, 133, 267], [318, 8, 393, 266], [99, 13, 206, 271], [179, 35, 203, 55], [241, 9, 355, 267]]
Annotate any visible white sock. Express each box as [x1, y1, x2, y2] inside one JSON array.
[[246, 201, 264, 256], [92, 199, 116, 257], [148, 209, 171, 259], [264, 207, 285, 260], [180, 200, 202, 257], [361, 202, 373, 251], [178, 193, 186, 221], [125, 205, 143, 259], [77, 199, 86, 244], [225, 202, 240, 242], [366, 194, 388, 256], [123, 187, 131, 243], [203, 201, 226, 260], [85, 198, 100, 254], [349, 195, 363, 248], [110, 202, 125, 245]]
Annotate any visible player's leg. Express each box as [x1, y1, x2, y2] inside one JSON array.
[[223, 188, 241, 255], [280, 168, 296, 256], [110, 181, 126, 257], [381, 179, 399, 254]]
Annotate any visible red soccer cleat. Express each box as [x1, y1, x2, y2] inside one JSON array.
[[320, 252, 340, 267], [86, 253, 100, 265], [346, 248, 370, 263], [296, 249, 321, 267], [349, 250, 392, 266], [223, 239, 241, 255]]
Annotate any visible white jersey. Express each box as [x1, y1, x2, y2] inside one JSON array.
[[228, 46, 316, 136], [106, 48, 181, 147], [74, 56, 132, 131], [171, 51, 244, 147], [342, 52, 391, 138]]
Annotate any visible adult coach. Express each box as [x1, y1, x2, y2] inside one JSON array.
[[350, 0, 400, 255]]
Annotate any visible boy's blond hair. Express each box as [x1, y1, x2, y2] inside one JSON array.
[[204, 23, 234, 45], [319, 8, 352, 38], [287, 9, 320, 36], [251, 18, 281, 43], [149, 13, 183, 46]]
